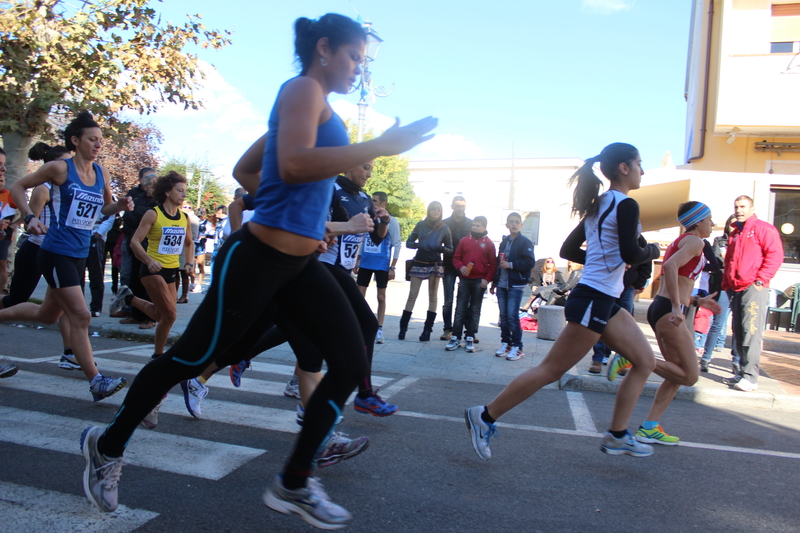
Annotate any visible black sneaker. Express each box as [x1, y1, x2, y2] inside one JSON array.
[[700, 361, 709, 372], [723, 374, 743, 386]]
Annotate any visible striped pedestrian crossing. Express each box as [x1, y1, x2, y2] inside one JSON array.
[[0, 352, 405, 532], [0, 481, 158, 532]]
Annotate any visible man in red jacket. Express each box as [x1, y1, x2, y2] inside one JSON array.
[[446, 216, 497, 353], [722, 195, 783, 392]]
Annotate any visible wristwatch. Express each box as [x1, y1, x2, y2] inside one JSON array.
[[24, 214, 36, 226], [389, 266, 396, 270], [755, 281, 763, 286]]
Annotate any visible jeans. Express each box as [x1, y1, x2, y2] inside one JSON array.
[[497, 286, 524, 348], [441, 269, 458, 330], [452, 278, 486, 339], [592, 286, 635, 362], [120, 234, 133, 288], [701, 289, 729, 362]]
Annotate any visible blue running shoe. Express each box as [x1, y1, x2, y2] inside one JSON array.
[[465, 405, 498, 460], [229, 360, 250, 387], [89, 375, 128, 402], [353, 390, 398, 417]]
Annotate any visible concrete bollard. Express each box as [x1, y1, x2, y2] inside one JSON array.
[[537, 305, 566, 341]]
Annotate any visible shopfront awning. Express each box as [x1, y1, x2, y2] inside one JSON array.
[[629, 179, 691, 232]]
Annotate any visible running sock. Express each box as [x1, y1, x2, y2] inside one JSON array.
[[282, 469, 311, 491], [357, 388, 372, 400], [609, 429, 628, 439], [197, 375, 208, 385], [642, 420, 659, 430], [63, 348, 73, 356], [481, 406, 496, 425]]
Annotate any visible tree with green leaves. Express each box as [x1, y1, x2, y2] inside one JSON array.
[[347, 124, 425, 240], [161, 156, 228, 214], [0, 0, 230, 185]]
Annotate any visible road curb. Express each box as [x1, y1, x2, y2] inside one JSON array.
[[558, 374, 800, 411]]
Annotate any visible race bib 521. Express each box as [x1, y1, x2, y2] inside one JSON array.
[[65, 191, 104, 231]]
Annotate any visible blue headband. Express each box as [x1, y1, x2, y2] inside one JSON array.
[[678, 202, 710, 228]]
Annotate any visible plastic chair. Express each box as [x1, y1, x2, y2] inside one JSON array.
[[767, 288, 792, 330], [790, 283, 800, 332]]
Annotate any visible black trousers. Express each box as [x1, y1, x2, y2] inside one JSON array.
[[98, 226, 368, 478], [84, 235, 106, 313]]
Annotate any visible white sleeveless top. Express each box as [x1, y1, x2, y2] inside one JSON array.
[[580, 190, 640, 298]]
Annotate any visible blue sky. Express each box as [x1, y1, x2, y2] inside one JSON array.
[[141, 0, 692, 182]]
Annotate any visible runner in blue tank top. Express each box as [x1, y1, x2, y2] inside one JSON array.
[[2, 112, 134, 402], [80, 13, 437, 529], [466, 143, 662, 462]]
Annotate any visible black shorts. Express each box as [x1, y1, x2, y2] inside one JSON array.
[[647, 295, 675, 333], [356, 267, 389, 289], [0, 239, 11, 261], [140, 263, 178, 284], [38, 248, 86, 289], [563, 284, 622, 334]]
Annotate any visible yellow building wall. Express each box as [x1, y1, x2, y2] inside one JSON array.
[[685, 134, 800, 172]]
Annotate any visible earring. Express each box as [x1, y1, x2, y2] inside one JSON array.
[[320, 56, 328, 67]]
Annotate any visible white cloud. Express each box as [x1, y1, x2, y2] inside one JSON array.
[[581, 0, 636, 13], [412, 134, 486, 161]]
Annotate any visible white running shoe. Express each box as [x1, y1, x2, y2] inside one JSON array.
[[81, 426, 125, 513], [317, 432, 370, 468], [375, 327, 385, 344], [600, 430, 654, 457], [506, 346, 524, 361], [264, 475, 352, 530], [139, 394, 168, 430], [445, 337, 461, 351], [465, 337, 475, 353], [494, 342, 509, 357], [464, 405, 498, 461], [180, 378, 208, 418], [284, 375, 301, 399]]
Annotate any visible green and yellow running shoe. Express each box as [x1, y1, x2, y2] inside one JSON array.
[[635, 424, 680, 446], [607, 354, 632, 382]]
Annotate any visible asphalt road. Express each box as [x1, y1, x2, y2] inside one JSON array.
[[1, 324, 799, 533]]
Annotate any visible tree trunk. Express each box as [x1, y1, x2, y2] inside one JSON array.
[[1, 132, 34, 188]]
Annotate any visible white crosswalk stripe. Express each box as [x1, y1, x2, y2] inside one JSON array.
[[0, 406, 265, 480], [0, 481, 159, 532], [0, 350, 410, 532]]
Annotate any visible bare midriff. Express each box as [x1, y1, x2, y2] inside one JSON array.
[[249, 222, 320, 257], [657, 275, 695, 307]]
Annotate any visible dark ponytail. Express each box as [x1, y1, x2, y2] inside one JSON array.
[[294, 14, 366, 74], [63, 111, 100, 151], [569, 142, 639, 219], [29, 142, 70, 163]]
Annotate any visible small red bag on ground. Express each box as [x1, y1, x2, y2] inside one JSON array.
[[520, 316, 538, 332]]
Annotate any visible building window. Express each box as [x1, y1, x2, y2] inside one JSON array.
[[771, 41, 794, 53], [772, 188, 800, 264]]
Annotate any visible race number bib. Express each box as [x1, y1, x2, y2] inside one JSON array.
[[158, 226, 186, 255], [363, 234, 381, 254], [65, 190, 104, 231], [339, 233, 364, 270]]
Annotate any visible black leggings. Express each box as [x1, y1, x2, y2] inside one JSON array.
[[236, 262, 378, 389], [2, 239, 41, 308], [98, 226, 369, 480]]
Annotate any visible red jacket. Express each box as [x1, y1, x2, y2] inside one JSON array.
[[453, 233, 497, 282], [722, 215, 783, 292]]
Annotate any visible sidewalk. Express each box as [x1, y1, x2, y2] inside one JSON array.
[[15, 273, 800, 411]]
